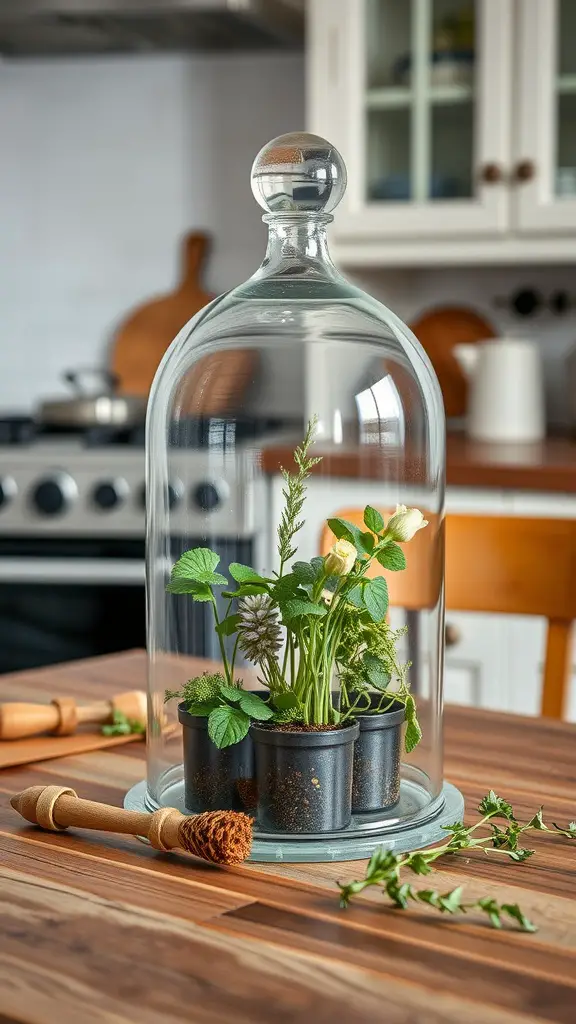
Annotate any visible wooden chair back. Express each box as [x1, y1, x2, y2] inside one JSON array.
[[320, 511, 576, 720]]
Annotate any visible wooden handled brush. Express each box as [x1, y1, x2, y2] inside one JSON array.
[[0, 691, 146, 741], [10, 785, 253, 866]]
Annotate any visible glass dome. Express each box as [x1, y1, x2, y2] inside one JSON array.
[[126, 132, 463, 861]]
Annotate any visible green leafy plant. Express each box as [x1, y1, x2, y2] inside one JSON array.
[[164, 417, 428, 743], [101, 710, 146, 738], [336, 611, 421, 752], [164, 673, 273, 747], [338, 791, 576, 931]]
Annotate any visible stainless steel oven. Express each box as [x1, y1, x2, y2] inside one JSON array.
[[0, 422, 261, 674], [0, 535, 146, 672]]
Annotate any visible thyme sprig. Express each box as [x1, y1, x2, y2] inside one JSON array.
[[338, 791, 575, 932]]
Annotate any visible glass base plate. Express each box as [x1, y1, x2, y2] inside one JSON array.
[[124, 778, 464, 863]]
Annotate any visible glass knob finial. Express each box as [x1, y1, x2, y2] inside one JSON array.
[[251, 131, 347, 215]]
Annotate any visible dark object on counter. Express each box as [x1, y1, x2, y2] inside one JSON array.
[[251, 721, 359, 833], [351, 699, 405, 815], [37, 369, 146, 429], [0, 416, 37, 445], [179, 704, 255, 813]]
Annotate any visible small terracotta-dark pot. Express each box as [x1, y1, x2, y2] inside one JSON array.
[[351, 699, 405, 814], [178, 703, 256, 813], [251, 721, 359, 834]]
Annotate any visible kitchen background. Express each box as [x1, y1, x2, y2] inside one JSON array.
[[1, 0, 576, 718], [2, 50, 576, 424]]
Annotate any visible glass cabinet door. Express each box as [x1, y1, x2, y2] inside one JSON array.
[[366, 0, 475, 205], [326, 0, 512, 242], [516, 0, 576, 233]]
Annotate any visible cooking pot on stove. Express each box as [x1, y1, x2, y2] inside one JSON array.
[[37, 369, 147, 428]]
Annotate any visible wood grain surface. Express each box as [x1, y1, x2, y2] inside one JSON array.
[[0, 650, 575, 1023], [261, 432, 576, 494]]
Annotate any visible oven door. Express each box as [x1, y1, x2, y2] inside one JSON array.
[[0, 535, 254, 673], [0, 537, 145, 674]]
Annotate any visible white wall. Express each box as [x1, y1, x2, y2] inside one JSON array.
[[0, 53, 304, 412]]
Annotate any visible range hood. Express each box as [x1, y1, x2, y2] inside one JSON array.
[[0, 0, 304, 56]]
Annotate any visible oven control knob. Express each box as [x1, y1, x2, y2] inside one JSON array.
[[93, 479, 128, 511], [32, 474, 77, 516], [192, 481, 227, 512], [138, 482, 181, 510], [0, 476, 16, 509]]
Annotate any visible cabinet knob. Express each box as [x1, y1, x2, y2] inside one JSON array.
[[514, 160, 536, 183], [445, 622, 461, 648], [479, 162, 504, 185]]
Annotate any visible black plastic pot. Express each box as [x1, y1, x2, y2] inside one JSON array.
[[251, 721, 359, 833], [351, 699, 406, 814], [178, 703, 256, 813]]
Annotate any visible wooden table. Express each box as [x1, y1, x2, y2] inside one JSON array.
[[1, 650, 575, 1024]]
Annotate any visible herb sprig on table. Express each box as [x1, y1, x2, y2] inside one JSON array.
[[338, 791, 576, 932], [101, 710, 146, 738]]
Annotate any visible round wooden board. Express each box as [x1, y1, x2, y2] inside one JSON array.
[[111, 232, 213, 397], [410, 306, 495, 417]]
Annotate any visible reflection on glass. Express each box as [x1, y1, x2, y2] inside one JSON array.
[[367, 108, 411, 202], [558, 0, 576, 78], [366, 0, 411, 89], [430, 0, 475, 88], [430, 101, 473, 200], [555, 0, 576, 198], [356, 375, 405, 447]]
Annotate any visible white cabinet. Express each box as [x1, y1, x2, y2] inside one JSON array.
[[443, 612, 543, 714], [516, 0, 576, 234], [307, 0, 576, 265]]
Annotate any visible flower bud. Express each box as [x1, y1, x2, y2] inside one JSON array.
[[385, 505, 428, 543], [325, 538, 357, 576]]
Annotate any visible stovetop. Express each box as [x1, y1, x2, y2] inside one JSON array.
[[0, 415, 287, 539], [0, 415, 286, 450]]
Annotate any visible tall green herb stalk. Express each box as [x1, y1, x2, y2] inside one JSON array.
[[338, 790, 576, 932], [276, 416, 322, 576]]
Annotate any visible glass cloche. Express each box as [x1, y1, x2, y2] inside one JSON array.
[[125, 132, 464, 861]]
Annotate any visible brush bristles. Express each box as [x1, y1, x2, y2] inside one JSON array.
[[178, 810, 253, 865]]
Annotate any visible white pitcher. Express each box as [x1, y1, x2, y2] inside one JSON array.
[[454, 337, 545, 443]]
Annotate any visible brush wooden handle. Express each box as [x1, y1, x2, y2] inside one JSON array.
[[0, 690, 146, 741], [11, 786, 184, 852]]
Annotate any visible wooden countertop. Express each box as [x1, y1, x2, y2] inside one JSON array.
[[1, 650, 576, 1023], [261, 434, 576, 494], [446, 433, 576, 493]]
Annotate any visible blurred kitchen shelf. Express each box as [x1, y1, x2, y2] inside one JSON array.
[[557, 75, 576, 94], [366, 84, 473, 111]]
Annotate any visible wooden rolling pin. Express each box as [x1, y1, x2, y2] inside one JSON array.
[[0, 690, 146, 741], [10, 785, 253, 865]]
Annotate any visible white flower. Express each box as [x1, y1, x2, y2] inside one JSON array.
[[385, 505, 428, 543], [324, 538, 357, 576], [321, 588, 334, 605]]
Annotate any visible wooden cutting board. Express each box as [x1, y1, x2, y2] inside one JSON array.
[[0, 729, 143, 770], [410, 306, 495, 417], [111, 231, 213, 397]]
